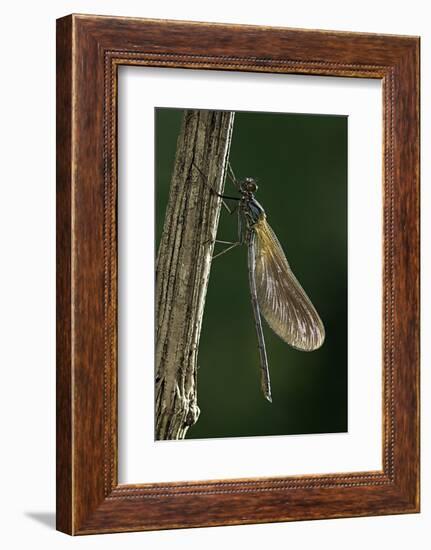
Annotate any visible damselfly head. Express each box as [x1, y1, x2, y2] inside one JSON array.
[[241, 177, 258, 195]]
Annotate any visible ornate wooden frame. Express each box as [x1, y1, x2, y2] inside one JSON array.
[[56, 14, 420, 535]]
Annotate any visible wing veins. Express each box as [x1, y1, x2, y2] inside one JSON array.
[[253, 218, 325, 351]]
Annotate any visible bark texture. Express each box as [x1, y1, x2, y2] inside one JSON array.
[[155, 110, 235, 440]]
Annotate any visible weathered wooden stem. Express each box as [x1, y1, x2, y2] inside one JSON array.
[[155, 110, 235, 440]]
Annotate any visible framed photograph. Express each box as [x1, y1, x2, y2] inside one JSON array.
[[56, 14, 420, 535]]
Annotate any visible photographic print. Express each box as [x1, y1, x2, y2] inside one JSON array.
[[57, 15, 419, 533], [155, 108, 347, 441]]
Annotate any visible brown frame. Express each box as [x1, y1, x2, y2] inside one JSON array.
[[56, 14, 420, 535]]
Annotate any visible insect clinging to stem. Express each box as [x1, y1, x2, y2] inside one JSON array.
[[194, 162, 325, 402]]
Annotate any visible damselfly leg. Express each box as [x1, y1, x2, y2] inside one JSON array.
[[193, 162, 242, 258], [227, 162, 241, 190], [192, 162, 239, 214], [212, 240, 241, 260]]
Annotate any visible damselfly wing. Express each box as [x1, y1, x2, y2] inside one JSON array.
[[253, 216, 325, 351]]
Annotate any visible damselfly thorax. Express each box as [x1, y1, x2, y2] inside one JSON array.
[[237, 179, 266, 243], [194, 164, 325, 402]]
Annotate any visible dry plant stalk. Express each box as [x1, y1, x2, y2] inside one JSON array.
[[155, 110, 235, 440]]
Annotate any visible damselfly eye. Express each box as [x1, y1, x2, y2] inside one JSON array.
[[243, 179, 257, 193]]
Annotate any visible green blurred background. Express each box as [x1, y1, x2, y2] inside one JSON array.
[[155, 108, 347, 439]]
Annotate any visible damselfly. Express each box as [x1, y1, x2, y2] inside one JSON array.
[[195, 163, 325, 402]]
